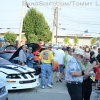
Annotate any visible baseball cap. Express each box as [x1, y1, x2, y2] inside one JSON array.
[[23, 45, 28, 48], [28, 47, 32, 50]]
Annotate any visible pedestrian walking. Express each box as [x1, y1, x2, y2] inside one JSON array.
[[39, 44, 54, 89]]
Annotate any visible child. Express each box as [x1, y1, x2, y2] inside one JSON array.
[[94, 65, 99, 90], [51, 57, 59, 85]]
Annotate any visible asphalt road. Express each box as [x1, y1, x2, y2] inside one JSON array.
[[8, 80, 97, 100]]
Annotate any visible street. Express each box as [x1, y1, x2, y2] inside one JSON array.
[[8, 80, 96, 100]]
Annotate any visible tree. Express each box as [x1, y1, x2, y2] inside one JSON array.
[[4, 31, 17, 44], [23, 8, 51, 43], [90, 37, 97, 45], [63, 37, 70, 44], [73, 37, 79, 45], [27, 34, 38, 43]]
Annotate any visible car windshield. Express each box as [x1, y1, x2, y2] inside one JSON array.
[[0, 57, 12, 65]]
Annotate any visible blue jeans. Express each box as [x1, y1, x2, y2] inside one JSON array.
[[41, 63, 52, 86], [26, 62, 33, 68]]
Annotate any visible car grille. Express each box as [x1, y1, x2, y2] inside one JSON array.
[[0, 86, 6, 95], [6, 72, 35, 79], [19, 79, 36, 84], [20, 72, 35, 79]]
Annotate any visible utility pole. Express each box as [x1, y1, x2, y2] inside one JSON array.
[[52, 0, 59, 44], [18, 0, 26, 47], [55, 6, 58, 43], [51, 8, 56, 44]]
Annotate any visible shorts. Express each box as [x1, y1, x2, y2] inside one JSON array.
[[56, 65, 64, 73], [95, 80, 98, 83], [63, 66, 65, 69]]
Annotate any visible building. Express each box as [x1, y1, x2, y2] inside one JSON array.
[[54, 33, 99, 46]]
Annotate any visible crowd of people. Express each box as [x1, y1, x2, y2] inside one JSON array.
[[18, 44, 100, 100]]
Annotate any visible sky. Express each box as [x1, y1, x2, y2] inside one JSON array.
[[0, 0, 100, 36]]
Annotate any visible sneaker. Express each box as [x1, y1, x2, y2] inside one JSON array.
[[51, 83, 53, 85], [59, 79, 62, 82], [47, 84, 52, 88], [92, 90, 95, 94], [42, 86, 45, 89]]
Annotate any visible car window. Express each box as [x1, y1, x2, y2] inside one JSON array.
[[0, 57, 12, 65], [0, 53, 13, 60], [5, 46, 16, 50]]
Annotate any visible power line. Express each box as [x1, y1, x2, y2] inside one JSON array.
[[58, 14, 100, 26], [30, 0, 100, 26], [0, 20, 20, 21], [64, 6, 100, 11], [27, 1, 100, 34], [0, 28, 19, 29], [49, 25, 100, 34], [60, 10, 100, 20]]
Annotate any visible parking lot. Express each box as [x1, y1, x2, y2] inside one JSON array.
[[8, 80, 96, 100]]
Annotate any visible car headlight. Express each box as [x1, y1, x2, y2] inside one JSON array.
[[0, 86, 6, 94], [6, 74, 21, 79]]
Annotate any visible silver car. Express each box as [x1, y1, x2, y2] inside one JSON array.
[[0, 81, 8, 100]]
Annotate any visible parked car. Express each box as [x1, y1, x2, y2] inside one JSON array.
[[0, 43, 43, 74], [0, 81, 8, 100], [0, 57, 40, 90]]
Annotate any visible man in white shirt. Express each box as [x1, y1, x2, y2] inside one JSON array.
[[91, 46, 98, 57], [54, 46, 65, 82]]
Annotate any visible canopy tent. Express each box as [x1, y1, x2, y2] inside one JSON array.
[[0, 37, 5, 41]]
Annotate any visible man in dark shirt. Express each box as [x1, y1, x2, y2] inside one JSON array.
[[97, 48, 100, 63]]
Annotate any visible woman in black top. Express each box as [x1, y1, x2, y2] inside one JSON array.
[[97, 48, 100, 63], [90, 51, 96, 64]]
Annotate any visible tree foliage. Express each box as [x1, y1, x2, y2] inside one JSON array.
[[73, 37, 79, 44], [90, 37, 97, 45], [4, 31, 17, 44], [63, 37, 70, 44], [27, 34, 38, 43], [23, 8, 51, 43]]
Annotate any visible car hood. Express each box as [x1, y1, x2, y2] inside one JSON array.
[[9, 43, 41, 61], [0, 64, 35, 74]]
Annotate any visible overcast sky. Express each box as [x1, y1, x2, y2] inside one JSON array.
[[0, 0, 100, 36]]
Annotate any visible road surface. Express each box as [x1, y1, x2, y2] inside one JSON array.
[[8, 79, 96, 100]]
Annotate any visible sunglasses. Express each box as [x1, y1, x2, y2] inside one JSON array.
[[85, 58, 90, 61]]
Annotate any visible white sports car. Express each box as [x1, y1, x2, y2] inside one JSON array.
[[0, 57, 40, 90], [0, 81, 8, 100]]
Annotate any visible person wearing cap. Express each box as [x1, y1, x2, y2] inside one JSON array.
[[26, 47, 34, 68], [66, 48, 90, 100], [39, 44, 54, 89], [18, 45, 28, 66], [79, 52, 96, 100]]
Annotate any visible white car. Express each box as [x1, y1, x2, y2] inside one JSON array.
[[0, 57, 40, 90], [0, 81, 8, 100]]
